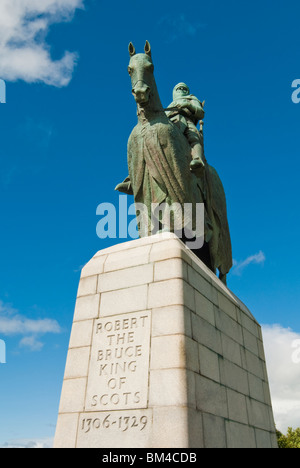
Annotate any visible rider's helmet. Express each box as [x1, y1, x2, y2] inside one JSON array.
[[173, 82, 190, 100]]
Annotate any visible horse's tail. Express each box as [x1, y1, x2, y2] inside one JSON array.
[[206, 165, 233, 275]]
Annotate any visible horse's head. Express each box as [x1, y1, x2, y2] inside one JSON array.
[[128, 41, 154, 108]]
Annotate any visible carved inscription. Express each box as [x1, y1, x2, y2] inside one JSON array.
[[85, 311, 151, 411], [81, 413, 148, 433], [77, 410, 152, 448]]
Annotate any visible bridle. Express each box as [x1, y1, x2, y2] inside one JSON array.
[[131, 78, 152, 91]]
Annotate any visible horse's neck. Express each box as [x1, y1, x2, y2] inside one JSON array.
[[137, 81, 166, 124]]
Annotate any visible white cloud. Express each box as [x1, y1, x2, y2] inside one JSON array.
[[262, 324, 300, 433], [1, 436, 53, 448], [0, 0, 84, 87], [231, 250, 265, 276], [19, 335, 44, 351], [157, 14, 205, 43], [0, 300, 61, 351], [0, 311, 61, 335]]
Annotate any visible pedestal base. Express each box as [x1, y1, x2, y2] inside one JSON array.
[[54, 233, 277, 448]]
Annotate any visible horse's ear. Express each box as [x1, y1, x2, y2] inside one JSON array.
[[128, 42, 136, 57], [144, 40, 151, 57]]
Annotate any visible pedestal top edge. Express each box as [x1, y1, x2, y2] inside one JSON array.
[[89, 234, 257, 323]]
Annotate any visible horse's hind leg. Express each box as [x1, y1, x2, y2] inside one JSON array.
[[189, 241, 214, 272], [219, 271, 227, 285]]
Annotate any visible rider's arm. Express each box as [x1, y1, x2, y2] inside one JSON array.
[[187, 97, 205, 121]]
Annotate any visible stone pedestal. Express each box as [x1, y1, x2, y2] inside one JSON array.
[[54, 233, 277, 448]]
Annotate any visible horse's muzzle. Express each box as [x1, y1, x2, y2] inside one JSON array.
[[132, 84, 150, 105]]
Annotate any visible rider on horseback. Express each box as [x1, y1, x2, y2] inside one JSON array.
[[166, 83, 206, 173], [116, 82, 206, 194]]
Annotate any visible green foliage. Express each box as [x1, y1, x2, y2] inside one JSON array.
[[276, 427, 300, 448]]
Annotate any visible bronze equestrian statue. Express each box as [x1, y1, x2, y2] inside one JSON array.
[[116, 41, 232, 284]]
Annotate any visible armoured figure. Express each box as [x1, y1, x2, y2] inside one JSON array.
[[166, 83, 205, 172]]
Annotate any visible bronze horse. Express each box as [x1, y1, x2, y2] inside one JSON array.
[[116, 41, 232, 284]]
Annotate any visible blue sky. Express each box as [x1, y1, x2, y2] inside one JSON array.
[[0, 0, 300, 446]]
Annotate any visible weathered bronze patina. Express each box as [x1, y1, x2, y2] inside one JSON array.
[[116, 41, 232, 284]]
